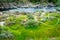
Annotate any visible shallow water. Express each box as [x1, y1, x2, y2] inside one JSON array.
[[6, 7, 57, 13], [10, 8, 56, 12], [9, 8, 40, 13]]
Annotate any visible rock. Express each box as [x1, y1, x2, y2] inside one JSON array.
[[0, 22, 5, 26], [0, 12, 3, 15]]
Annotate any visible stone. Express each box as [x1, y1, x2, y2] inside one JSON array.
[[0, 22, 5, 26]]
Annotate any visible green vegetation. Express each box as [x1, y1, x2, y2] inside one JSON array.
[[0, 0, 60, 6], [0, 12, 60, 40], [0, 0, 60, 40]]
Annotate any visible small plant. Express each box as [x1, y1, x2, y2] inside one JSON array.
[[0, 31, 15, 40], [27, 14, 34, 19], [22, 19, 39, 29], [0, 26, 15, 40], [5, 16, 16, 26]]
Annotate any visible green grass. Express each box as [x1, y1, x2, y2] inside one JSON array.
[[0, 12, 60, 40]]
